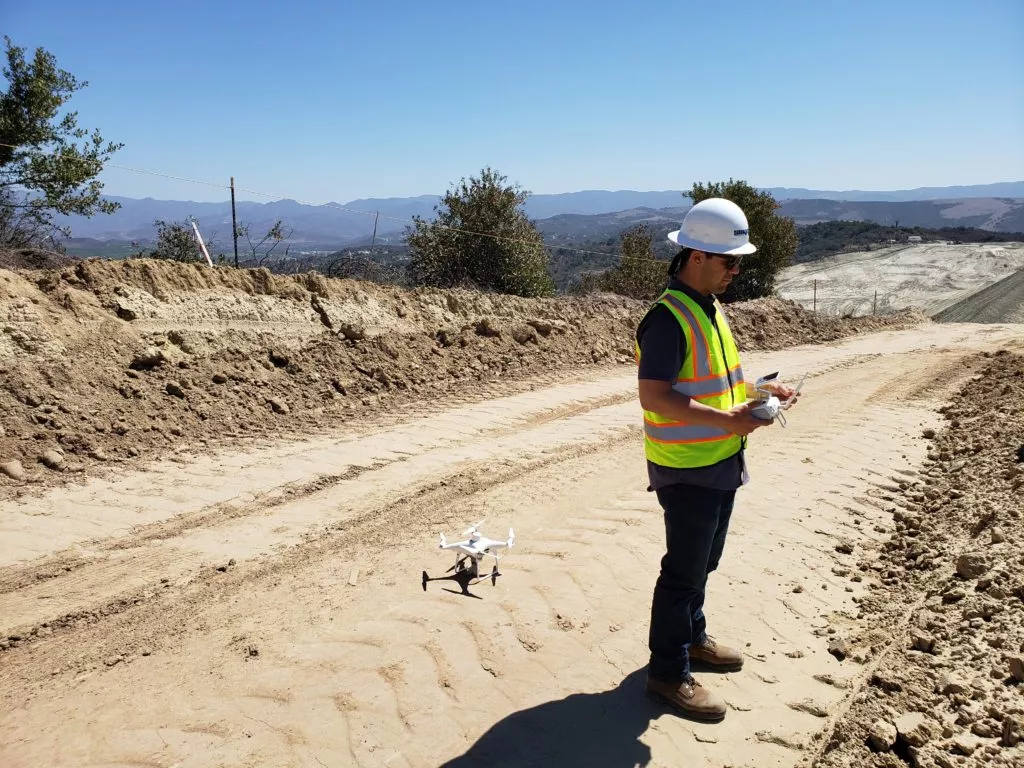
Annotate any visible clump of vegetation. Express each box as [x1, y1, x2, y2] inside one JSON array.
[[406, 167, 554, 298], [575, 224, 669, 300]]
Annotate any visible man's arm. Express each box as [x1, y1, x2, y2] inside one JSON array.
[[638, 380, 767, 437]]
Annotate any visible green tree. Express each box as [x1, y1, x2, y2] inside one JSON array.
[[140, 219, 204, 263], [0, 37, 123, 247], [406, 167, 554, 297], [687, 179, 797, 302], [578, 224, 670, 299]]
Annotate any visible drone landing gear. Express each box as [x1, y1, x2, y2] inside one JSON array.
[[422, 557, 500, 598]]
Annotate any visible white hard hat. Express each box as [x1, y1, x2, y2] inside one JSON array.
[[668, 198, 757, 255]]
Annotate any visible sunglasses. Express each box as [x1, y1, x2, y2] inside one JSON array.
[[706, 252, 743, 270]]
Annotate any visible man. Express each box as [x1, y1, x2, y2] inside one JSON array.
[[635, 198, 797, 722]]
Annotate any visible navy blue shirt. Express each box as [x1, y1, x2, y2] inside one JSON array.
[[636, 280, 747, 491]]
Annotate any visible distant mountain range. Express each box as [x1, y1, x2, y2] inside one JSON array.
[[56, 182, 1024, 254]]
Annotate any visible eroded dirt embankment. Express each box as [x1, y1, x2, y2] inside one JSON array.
[[808, 350, 1024, 768], [0, 259, 925, 498]]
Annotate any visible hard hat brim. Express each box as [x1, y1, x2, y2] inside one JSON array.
[[667, 229, 757, 255]]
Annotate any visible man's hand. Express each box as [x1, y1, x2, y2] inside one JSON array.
[[761, 381, 799, 405], [724, 402, 771, 436]]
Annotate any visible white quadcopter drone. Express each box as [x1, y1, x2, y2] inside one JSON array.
[[749, 372, 804, 427], [422, 520, 515, 598]]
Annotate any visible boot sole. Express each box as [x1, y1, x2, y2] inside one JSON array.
[[645, 689, 726, 723], [690, 658, 744, 673]]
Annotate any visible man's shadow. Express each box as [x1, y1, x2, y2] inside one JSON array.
[[438, 667, 660, 767]]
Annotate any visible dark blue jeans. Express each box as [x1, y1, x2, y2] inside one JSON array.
[[648, 483, 736, 681]]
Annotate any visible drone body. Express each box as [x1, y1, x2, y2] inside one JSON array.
[[422, 520, 515, 597]]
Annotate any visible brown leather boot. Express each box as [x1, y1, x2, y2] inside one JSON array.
[[645, 674, 726, 722], [689, 636, 744, 671]]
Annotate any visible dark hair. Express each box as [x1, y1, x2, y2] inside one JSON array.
[[667, 248, 692, 276]]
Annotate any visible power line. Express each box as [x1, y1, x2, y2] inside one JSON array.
[[0, 141, 672, 266]]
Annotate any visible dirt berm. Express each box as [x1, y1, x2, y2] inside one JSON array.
[[807, 350, 1024, 768], [0, 259, 924, 499]]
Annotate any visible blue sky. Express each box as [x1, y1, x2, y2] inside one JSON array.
[[5, 1, 1023, 203]]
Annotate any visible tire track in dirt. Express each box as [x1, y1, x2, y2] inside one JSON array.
[[0, 429, 634, 669], [0, 382, 642, 639]]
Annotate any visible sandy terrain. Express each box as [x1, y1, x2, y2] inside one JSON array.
[[776, 243, 1024, 318], [2, 319, 1022, 767], [1, 260, 1022, 767]]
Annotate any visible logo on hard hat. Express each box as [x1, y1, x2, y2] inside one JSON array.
[[734, 229, 748, 236]]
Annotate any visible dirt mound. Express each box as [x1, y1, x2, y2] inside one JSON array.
[[813, 350, 1024, 767], [0, 260, 925, 498], [0, 247, 76, 271], [718, 295, 928, 351], [933, 268, 1024, 324]]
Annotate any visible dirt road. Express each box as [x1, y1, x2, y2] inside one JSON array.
[[1, 322, 1022, 768], [932, 267, 1024, 324]]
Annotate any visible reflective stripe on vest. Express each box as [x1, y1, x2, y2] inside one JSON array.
[[636, 289, 746, 466], [642, 420, 732, 443], [659, 292, 745, 398]]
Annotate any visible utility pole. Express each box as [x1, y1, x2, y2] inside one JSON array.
[[230, 176, 239, 268]]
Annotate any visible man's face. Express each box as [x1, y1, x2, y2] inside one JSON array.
[[698, 251, 742, 294]]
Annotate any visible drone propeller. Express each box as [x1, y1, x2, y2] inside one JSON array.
[[462, 518, 486, 536]]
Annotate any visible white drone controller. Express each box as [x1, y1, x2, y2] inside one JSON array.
[[749, 372, 804, 427]]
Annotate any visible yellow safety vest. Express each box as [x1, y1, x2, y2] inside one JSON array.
[[635, 288, 747, 468]]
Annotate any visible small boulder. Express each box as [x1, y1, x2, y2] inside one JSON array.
[[38, 450, 65, 470], [165, 381, 186, 399], [911, 630, 936, 654], [338, 322, 366, 341], [129, 347, 167, 370], [268, 398, 290, 415], [870, 670, 903, 692], [936, 673, 968, 696], [526, 319, 553, 336], [894, 711, 934, 748], [115, 302, 137, 321], [511, 325, 537, 345], [952, 734, 979, 756], [867, 719, 897, 752], [0, 459, 26, 481], [1003, 717, 1023, 747], [1009, 656, 1024, 683], [828, 637, 849, 661], [474, 317, 502, 337], [955, 552, 988, 579]]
